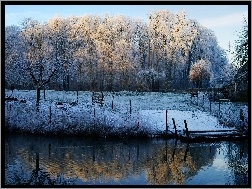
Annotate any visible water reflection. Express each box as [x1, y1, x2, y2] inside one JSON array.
[[4, 133, 248, 185]]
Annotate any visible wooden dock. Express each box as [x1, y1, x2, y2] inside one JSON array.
[[179, 129, 248, 142]]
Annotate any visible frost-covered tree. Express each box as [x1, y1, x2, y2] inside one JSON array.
[[71, 15, 100, 90], [186, 20, 230, 89], [5, 25, 30, 89], [148, 10, 197, 90], [233, 18, 248, 91], [136, 69, 162, 91], [189, 59, 211, 88], [46, 16, 75, 91], [5, 10, 231, 92], [21, 18, 57, 104]]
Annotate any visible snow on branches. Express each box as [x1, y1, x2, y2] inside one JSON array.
[[189, 59, 211, 88]]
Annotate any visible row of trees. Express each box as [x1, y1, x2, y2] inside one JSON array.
[[5, 10, 235, 96]]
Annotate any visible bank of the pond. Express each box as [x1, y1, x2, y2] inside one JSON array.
[[5, 90, 248, 137]]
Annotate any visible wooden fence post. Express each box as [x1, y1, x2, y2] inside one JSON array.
[[112, 95, 114, 110], [166, 110, 168, 136], [129, 100, 132, 115], [77, 90, 78, 103], [49, 106, 52, 124], [184, 120, 189, 137], [240, 109, 245, 131], [210, 100, 212, 112], [197, 93, 198, 106], [101, 92, 104, 101], [202, 95, 204, 106], [36, 152, 39, 172], [94, 108, 96, 118], [172, 118, 177, 138], [218, 100, 221, 116], [240, 109, 244, 122]]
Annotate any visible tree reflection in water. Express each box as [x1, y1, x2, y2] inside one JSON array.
[[224, 141, 248, 185], [4, 133, 248, 185]]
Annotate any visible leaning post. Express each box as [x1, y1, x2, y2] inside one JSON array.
[[172, 118, 177, 138]]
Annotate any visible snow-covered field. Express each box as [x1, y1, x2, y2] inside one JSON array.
[[4, 90, 248, 137]]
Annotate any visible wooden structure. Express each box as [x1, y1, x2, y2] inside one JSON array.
[[180, 129, 248, 142], [190, 89, 198, 98], [92, 92, 104, 106]]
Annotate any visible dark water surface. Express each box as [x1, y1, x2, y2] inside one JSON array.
[[4, 133, 249, 186]]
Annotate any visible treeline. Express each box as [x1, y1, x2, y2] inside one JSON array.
[[5, 10, 234, 92]]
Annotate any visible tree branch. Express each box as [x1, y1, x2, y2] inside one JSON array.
[[42, 69, 57, 86], [28, 67, 39, 86]]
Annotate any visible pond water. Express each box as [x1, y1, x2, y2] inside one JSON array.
[[4, 133, 249, 186]]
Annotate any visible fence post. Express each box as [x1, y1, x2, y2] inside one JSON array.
[[184, 120, 189, 137], [112, 95, 114, 110], [36, 152, 39, 172], [172, 118, 177, 138], [77, 90, 78, 103], [101, 92, 104, 101], [197, 92, 198, 106], [166, 110, 168, 136], [240, 109, 245, 132], [240, 109, 244, 122], [202, 95, 204, 106], [129, 100, 132, 115], [94, 108, 96, 118], [49, 106, 52, 124]]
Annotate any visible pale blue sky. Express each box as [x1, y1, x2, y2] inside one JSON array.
[[5, 5, 249, 62]]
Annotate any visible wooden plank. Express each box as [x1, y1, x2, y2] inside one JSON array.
[[189, 133, 241, 138], [219, 99, 230, 102], [180, 134, 248, 142], [187, 129, 237, 133]]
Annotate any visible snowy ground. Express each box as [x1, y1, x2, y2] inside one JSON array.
[[139, 110, 226, 133], [4, 90, 248, 136]]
